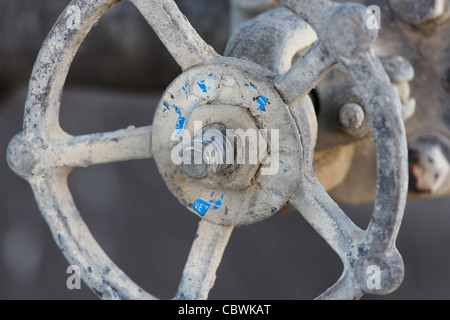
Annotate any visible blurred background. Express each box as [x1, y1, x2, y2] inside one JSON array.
[[1, 0, 450, 300]]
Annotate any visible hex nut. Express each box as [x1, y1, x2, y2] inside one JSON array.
[[183, 104, 265, 190]]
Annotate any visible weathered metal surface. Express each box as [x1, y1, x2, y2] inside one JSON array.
[[226, 6, 317, 75], [179, 127, 234, 179], [282, 0, 407, 299], [328, 0, 450, 203], [7, 0, 223, 300], [151, 58, 311, 226], [174, 219, 233, 300], [175, 104, 266, 189], [231, 0, 450, 202], [227, 0, 407, 298], [7, 0, 409, 300], [130, 0, 219, 71], [338, 103, 366, 130]]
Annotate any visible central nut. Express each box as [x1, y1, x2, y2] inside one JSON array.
[[179, 125, 234, 179], [179, 104, 265, 190]]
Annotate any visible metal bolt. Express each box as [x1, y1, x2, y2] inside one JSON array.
[[390, 0, 445, 25], [338, 103, 365, 129], [179, 128, 234, 179]]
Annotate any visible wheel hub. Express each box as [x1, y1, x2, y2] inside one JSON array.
[[151, 58, 314, 226]]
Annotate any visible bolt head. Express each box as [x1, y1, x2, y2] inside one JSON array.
[[179, 144, 213, 179], [339, 103, 365, 129], [179, 129, 233, 179]]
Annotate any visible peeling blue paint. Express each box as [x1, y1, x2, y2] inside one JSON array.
[[163, 102, 170, 111], [193, 198, 212, 216], [174, 105, 186, 139], [197, 80, 207, 93], [210, 193, 225, 209], [245, 82, 258, 90], [192, 193, 225, 216], [257, 95, 269, 111]]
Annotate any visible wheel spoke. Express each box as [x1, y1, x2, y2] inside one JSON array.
[[174, 219, 233, 300], [274, 41, 337, 105], [130, 0, 219, 71], [49, 126, 152, 170], [290, 172, 364, 263]]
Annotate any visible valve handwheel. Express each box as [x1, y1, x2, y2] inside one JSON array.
[[7, 0, 408, 299]]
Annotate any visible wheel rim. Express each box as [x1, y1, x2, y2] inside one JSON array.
[[7, 0, 408, 300]]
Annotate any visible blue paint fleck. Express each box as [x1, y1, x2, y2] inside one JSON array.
[[163, 102, 170, 111], [257, 96, 269, 111], [284, 169, 287, 173], [210, 192, 214, 197], [210, 193, 225, 210], [197, 80, 207, 93], [174, 105, 186, 138], [192, 198, 211, 216], [182, 85, 187, 91], [208, 73, 213, 77], [245, 82, 258, 89]]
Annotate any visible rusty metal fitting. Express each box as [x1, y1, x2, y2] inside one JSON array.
[[390, 0, 446, 25]]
